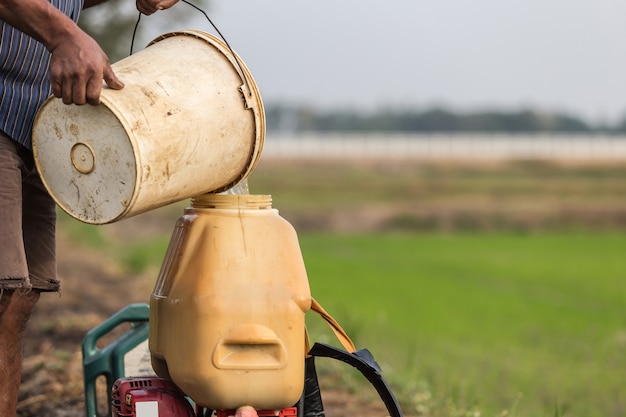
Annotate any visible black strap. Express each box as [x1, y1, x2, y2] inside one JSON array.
[[301, 356, 325, 417], [307, 342, 404, 417]]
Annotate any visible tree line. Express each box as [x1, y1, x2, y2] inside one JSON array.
[[266, 104, 626, 134]]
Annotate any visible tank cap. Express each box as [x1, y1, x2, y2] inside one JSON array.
[[191, 194, 272, 209]]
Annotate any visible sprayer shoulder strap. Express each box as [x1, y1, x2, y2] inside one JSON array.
[[308, 342, 403, 417], [307, 298, 356, 353], [306, 298, 404, 417]]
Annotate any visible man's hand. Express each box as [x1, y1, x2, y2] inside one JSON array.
[[234, 406, 258, 417], [48, 30, 124, 105], [136, 0, 179, 15]]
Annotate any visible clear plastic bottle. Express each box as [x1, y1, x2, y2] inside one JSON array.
[[149, 194, 311, 410]]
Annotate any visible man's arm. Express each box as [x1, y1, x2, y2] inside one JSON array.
[[0, 0, 79, 49], [0, 0, 179, 105], [0, 0, 123, 105]]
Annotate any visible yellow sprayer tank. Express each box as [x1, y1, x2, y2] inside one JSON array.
[[149, 194, 311, 410]]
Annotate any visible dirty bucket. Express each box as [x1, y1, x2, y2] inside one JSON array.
[[32, 30, 264, 224]]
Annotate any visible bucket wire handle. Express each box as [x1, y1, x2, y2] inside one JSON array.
[[130, 0, 253, 98]]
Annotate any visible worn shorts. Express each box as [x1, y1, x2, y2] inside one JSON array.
[[0, 131, 59, 292]]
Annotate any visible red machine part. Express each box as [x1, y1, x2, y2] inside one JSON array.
[[112, 377, 195, 417], [113, 376, 298, 417]]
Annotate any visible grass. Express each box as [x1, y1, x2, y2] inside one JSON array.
[[301, 232, 626, 417], [58, 210, 172, 275], [250, 159, 626, 210], [56, 159, 626, 417]]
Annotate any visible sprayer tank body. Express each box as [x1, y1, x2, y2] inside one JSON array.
[[149, 194, 311, 410]]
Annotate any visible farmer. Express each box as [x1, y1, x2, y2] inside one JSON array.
[[0, 0, 185, 415]]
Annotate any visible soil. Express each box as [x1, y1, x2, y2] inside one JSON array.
[[17, 217, 394, 417]]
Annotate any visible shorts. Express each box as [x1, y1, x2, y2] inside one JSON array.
[[0, 131, 59, 292]]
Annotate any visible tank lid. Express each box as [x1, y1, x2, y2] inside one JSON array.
[[191, 194, 272, 209]]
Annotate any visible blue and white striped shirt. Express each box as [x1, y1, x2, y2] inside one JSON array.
[[0, 0, 83, 149]]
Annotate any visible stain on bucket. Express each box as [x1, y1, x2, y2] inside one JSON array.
[[32, 30, 264, 224]]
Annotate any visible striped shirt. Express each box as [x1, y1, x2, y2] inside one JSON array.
[[0, 0, 83, 149]]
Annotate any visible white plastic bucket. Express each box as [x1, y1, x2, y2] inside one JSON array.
[[32, 30, 264, 224]]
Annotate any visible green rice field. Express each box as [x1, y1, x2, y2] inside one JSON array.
[[300, 232, 626, 417]]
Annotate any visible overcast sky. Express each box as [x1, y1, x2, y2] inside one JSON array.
[[137, 0, 626, 124]]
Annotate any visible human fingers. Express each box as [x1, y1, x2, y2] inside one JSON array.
[[91, 65, 125, 105], [56, 73, 78, 105], [156, 0, 179, 10], [103, 66, 124, 91], [71, 75, 89, 105], [85, 63, 124, 106], [234, 406, 258, 417], [54, 66, 96, 106], [136, 0, 179, 15], [136, 0, 158, 15], [49, 62, 66, 102], [85, 76, 103, 106], [51, 78, 62, 102]]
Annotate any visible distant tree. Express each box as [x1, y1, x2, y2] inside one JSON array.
[[265, 104, 597, 133], [614, 113, 626, 133]]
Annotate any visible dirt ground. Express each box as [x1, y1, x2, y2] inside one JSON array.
[[17, 221, 393, 417]]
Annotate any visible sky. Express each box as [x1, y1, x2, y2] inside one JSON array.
[[135, 0, 626, 125]]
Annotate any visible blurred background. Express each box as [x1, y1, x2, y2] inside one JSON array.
[[18, 2, 626, 417], [82, 0, 626, 129]]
